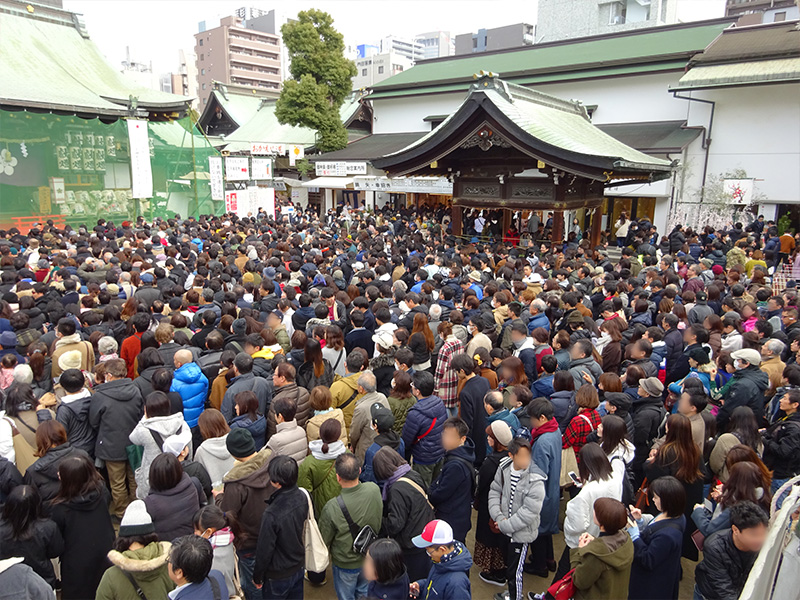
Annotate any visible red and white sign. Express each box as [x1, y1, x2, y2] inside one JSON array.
[[251, 158, 273, 180], [225, 191, 239, 213], [250, 142, 286, 156]]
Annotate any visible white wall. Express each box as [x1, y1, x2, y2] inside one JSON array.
[[680, 83, 800, 206]]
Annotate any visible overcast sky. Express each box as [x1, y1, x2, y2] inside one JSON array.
[[63, 0, 728, 75]]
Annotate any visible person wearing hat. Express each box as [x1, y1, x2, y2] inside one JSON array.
[[369, 329, 396, 396], [50, 317, 95, 379], [361, 403, 405, 485], [631, 376, 666, 484], [95, 499, 175, 599], [718, 349, 769, 431], [162, 428, 212, 501], [216, 428, 273, 600], [133, 272, 162, 310], [409, 519, 472, 600], [464, 271, 484, 301]]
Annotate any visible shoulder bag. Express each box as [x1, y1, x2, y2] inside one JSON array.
[[3, 417, 37, 474], [337, 495, 377, 555], [301, 488, 330, 571], [547, 567, 576, 600], [559, 413, 593, 487]]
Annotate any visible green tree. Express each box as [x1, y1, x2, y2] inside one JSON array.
[[276, 9, 356, 152]]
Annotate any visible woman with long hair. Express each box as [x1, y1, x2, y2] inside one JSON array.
[[297, 418, 346, 516], [644, 414, 705, 560], [144, 453, 202, 542], [709, 406, 763, 482], [25, 420, 89, 502], [628, 476, 687, 600], [563, 385, 602, 464], [296, 338, 334, 392], [305, 386, 348, 444], [408, 312, 434, 372], [322, 325, 347, 378], [434, 321, 464, 415], [26, 342, 52, 396], [386, 370, 415, 435], [51, 454, 115, 599], [0, 485, 64, 589], [600, 318, 623, 375], [692, 461, 772, 538], [3, 383, 40, 447], [597, 414, 635, 500], [498, 356, 528, 407], [194, 409, 234, 488]]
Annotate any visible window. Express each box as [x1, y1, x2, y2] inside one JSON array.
[[203, 97, 207, 104], [199, 39, 203, 46], [377, 66, 384, 74], [201, 68, 205, 75], [361, 68, 367, 76], [200, 53, 204, 61], [472, 37, 477, 49], [774, 11, 786, 21]]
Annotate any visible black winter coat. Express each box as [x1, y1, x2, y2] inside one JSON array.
[[253, 485, 307, 583], [459, 376, 491, 466], [0, 456, 22, 503], [762, 412, 800, 479], [88, 378, 144, 461], [0, 517, 64, 588], [474, 451, 507, 548], [51, 488, 115, 600], [695, 529, 757, 600], [662, 328, 684, 384], [629, 395, 665, 486], [381, 469, 436, 551], [428, 441, 476, 542], [370, 353, 396, 398], [24, 444, 90, 503], [48, 392, 96, 457], [144, 473, 202, 542], [718, 366, 769, 432]]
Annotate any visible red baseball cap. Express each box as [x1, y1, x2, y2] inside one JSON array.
[[412, 519, 454, 548]]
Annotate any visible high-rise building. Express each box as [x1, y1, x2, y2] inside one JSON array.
[[415, 31, 454, 59], [535, 0, 680, 42], [725, 0, 799, 25], [379, 35, 424, 63], [194, 13, 281, 105], [168, 49, 199, 105], [454, 23, 535, 55]]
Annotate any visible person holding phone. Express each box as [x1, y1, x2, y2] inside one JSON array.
[[627, 476, 687, 600]]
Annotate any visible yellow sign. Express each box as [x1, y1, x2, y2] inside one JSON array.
[[38, 186, 51, 214]]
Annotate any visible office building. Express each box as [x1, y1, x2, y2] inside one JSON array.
[[454, 23, 535, 54], [536, 0, 680, 42], [380, 35, 424, 63], [194, 13, 281, 105], [415, 31, 454, 59], [353, 51, 412, 89], [726, 0, 799, 24]]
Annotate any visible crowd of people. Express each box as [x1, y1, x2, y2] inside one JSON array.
[[0, 205, 796, 600]]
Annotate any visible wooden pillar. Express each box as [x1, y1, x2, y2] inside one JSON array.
[[590, 208, 602, 248], [552, 210, 564, 244], [502, 209, 511, 239], [452, 204, 462, 237]]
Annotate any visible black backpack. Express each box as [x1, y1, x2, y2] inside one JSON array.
[[445, 455, 478, 499]]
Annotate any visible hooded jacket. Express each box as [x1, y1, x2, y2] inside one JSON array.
[[362, 431, 405, 485], [415, 541, 472, 600], [629, 394, 665, 481], [350, 391, 390, 463], [762, 412, 800, 479], [429, 440, 476, 542], [488, 459, 546, 543], [564, 474, 623, 549], [551, 390, 578, 433], [718, 365, 769, 431], [603, 392, 636, 442], [218, 448, 274, 550], [46, 388, 96, 456], [144, 473, 201, 542], [569, 356, 604, 388], [0, 557, 55, 600], [571, 530, 634, 600], [24, 444, 89, 503], [89, 378, 144, 462], [402, 394, 447, 466], [268, 382, 311, 438], [129, 413, 191, 498], [95, 541, 174, 600], [170, 362, 208, 428], [194, 435, 235, 487], [133, 365, 169, 401], [298, 439, 347, 516], [229, 413, 267, 449]]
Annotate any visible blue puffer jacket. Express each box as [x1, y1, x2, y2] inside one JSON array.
[[416, 541, 472, 600], [170, 362, 209, 427], [401, 395, 447, 465], [527, 312, 550, 334]]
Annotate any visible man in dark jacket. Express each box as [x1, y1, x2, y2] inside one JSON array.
[[661, 314, 684, 384], [38, 368, 96, 457], [398, 292, 429, 331], [428, 418, 476, 543], [688, 290, 714, 324], [252, 455, 306, 599], [220, 353, 272, 421], [133, 272, 162, 309], [630, 377, 665, 487], [291, 294, 316, 334], [453, 354, 491, 466], [218, 429, 275, 600], [88, 358, 143, 518], [167, 536, 227, 600], [718, 349, 770, 432], [694, 502, 768, 600], [401, 371, 448, 488], [762, 389, 800, 494]]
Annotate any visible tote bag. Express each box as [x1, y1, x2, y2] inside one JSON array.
[[300, 488, 330, 573], [559, 447, 578, 487], [4, 417, 37, 474]]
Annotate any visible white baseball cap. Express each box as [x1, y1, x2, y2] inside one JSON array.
[[412, 519, 454, 548]]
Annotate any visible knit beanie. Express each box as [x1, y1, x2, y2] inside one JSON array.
[[226, 428, 256, 459], [119, 500, 155, 537], [232, 318, 247, 336]]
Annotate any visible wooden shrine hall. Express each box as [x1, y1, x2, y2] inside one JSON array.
[[372, 74, 676, 247]]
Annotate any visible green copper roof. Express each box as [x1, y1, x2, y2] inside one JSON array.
[[211, 89, 266, 128], [222, 100, 318, 152], [370, 19, 733, 98], [672, 57, 800, 90], [0, 9, 189, 116]]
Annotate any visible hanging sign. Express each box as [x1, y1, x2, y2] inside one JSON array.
[[289, 144, 304, 166], [251, 158, 273, 180], [723, 179, 754, 205], [251, 142, 286, 155], [49, 177, 66, 203], [208, 156, 224, 200], [225, 156, 249, 181], [225, 190, 239, 213], [315, 161, 368, 176], [127, 119, 153, 198]]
